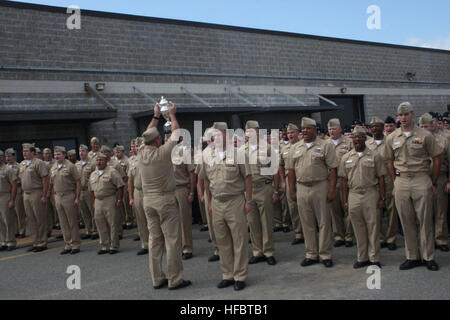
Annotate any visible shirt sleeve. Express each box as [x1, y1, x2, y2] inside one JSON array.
[[337, 158, 347, 179], [375, 153, 387, 177], [71, 164, 81, 181], [111, 169, 125, 188], [197, 164, 207, 180], [160, 139, 179, 161], [324, 143, 339, 169], [37, 160, 49, 178], [286, 147, 295, 170], [8, 167, 18, 184], [425, 133, 443, 159], [384, 136, 394, 161]]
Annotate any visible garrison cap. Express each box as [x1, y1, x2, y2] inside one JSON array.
[[79, 144, 89, 151], [327, 118, 341, 128], [135, 137, 144, 146], [142, 127, 160, 143], [96, 152, 107, 159], [5, 148, 15, 156], [286, 123, 299, 131], [115, 145, 125, 152], [212, 122, 228, 131], [352, 126, 367, 135], [54, 146, 66, 153], [100, 145, 111, 153], [43, 148, 52, 154], [370, 116, 384, 125], [67, 149, 76, 156], [245, 120, 260, 130], [397, 102, 413, 114], [22, 143, 34, 150], [301, 117, 316, 128], [35, 147, 41, 154], [90, 137, 100, 144], [419, 113, 433, 125]]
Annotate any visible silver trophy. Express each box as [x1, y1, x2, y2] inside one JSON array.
[[158, 96, 172, 131]]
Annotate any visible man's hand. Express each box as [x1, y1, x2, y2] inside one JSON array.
[[8, 200, 15, 210], [115, 200, 122, 208], [187, 193, 194, 203], [168, 102, 176, 116], [74, 198, 80, 206], [208, 206, 212, 216], [343, 202, 349, 212], [129, 199, 135, 207], [41, 196, 47, 204], [244, 203, 253, 215], [281, 181, 286, 192], [392, 188, 396, 196], [327, 189, 336, 202], [377, 199, 385, 210], [431, 185, 438, 196], [154, 103, 161, 117], [290, 191, 297, 202], [199, 194, 205, 203], [271, 193, 280, 204]]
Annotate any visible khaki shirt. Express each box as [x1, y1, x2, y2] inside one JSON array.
[[198, 146, 251, 199], [246, 142, 276, 185], [385, 126, 442, 173], [286, 137, 339, 183], [0, 164, 18, 194], [19, 158, 48, 191], [44, 159, 56, 170], [128, 158, 142, 190], [338, 148, 386, 191], [327, 135, 353, 161], [50, 160, 80, 193], [75, 159, 96, 190], [139, 140, 178, 194], [108, 159, 127, 179], [173, 147, 195, 186], [433, 132, 449, 174], [89, 166, 124, 199], [7, 162, 21, 188], [279, 142, 294, 177], [88, 151, 99, 162], [116, 156, 130, 176]]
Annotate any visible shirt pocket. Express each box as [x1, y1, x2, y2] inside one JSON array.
[[408, 141, 425, 157], [224, 166, 239, 180]]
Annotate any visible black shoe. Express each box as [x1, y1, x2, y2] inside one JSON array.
[[301, 258, 319, 267], [19, 234, 26, 239], [97, 249, 109, 255], [55, 225, 61, 230], [266, 256, 277, 265], [436, 245, 449, 252], [71, 249, 80, 255], [34, 246, 47, 252], [133, 236, 141, 241], [387, 243, 397, 251], [15, 233, 20, 238], [234, 281, 246, 291], [60, 249, 71, 255], [208, 254, 220, 262], [109, 250, 119, 255], [122, 224, 127, 230], [370, 262, 382, 268], [47, 232, 52, 238], [208, 238, 212, 243], [345, 241, 354, 248], [291, 238, 304, 245], [249, 255, 267, 264], [353, 261, 370, 269], [0, 246, 6, 251], [380, 242, 388, 249], [78, 224, 85, 229], [200, 226, 209, 232], [119, 235, 123, 240], [7, 246, 15, 252], [154, 279, 168, 289], [334, 240, 345, 247], [273, 226, 283, 232], [425, 260, 439, 271], [27, 246, 37, 252], [91, 234, 99, 240], [56, 235, 63, 240], [399, 259, 422, 270], [182, 253, 193, 260], [169, 280, 192, 290], [80, 234, 91, 240], [217, 279, 235, 289], [137, 248, 148, 255], [282, 226, 290, 233], [323, 259, 334, 268]]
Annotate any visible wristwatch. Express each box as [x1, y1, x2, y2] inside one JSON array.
[[379, 197, 386, 201], [153, 115, 162, 120], [273, 191, 279, 195]]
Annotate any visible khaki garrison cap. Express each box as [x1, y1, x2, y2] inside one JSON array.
[[135, 137, 144, 146], [212, 122, 228, 131], [352, 126, 367, 135], [100, 145, 111, 153], [301, 117, 316, 128], [245, 120, 260, 130], [96, 152, 107, 159], [287, 123, 299, 131], [327, 118, 341, 128], [22, 143, 34, 150], [370, 116, 384, 125], [67, 149, 76, 156], [90, 137, 100, 144], [35, 147, 41, 154], [5, 148, 15, 156], [397, 102, 413, 115], [54, 146, 66, 153], [79, 144, 89, 151], [43, 148, 52, 154], [142, 127, 160, 144], [419, 113, 433, 125]]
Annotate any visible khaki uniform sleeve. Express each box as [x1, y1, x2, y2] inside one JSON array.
[[375, 153, 387, 177], [71, 164, 81, 181], [324, 143, 339, 169], [239, 163, 251, 178], [384, 136, 394, 160], [37, 160, 49, 178], [426, 134, 443, 159], [8, 167, 18, 184], [337, 158, 347, 179], [111, 169, 125, 189], [160, 140, 178, 161], [286, 147, 295, 170], [198, 164, 207, 180]]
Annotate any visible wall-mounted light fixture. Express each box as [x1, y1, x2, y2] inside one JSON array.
[[96, 83, 106, 91], [340, 87, 347, 94]]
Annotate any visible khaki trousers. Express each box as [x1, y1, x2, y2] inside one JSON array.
[[134, 188, 148, 249], [54, 193, 81, 250], [380, 175, 398, 244], [144, 193, 183, 288], [330, 180, 353, 242], [14, 186, 26, 235], [433, 174, 448, 246], [198, 193, 208, 227], [394, 174, 435, 261], [79, 190, 97, 235], [23, 189, 47, 247], [296, 180, 332, 260], [94, 195, 120, 251], [247, 183, 275, 257], [175, 186, 193, 254], [348, 189, 381, 262], [273, 188, 290, 228], [46, 196, 57, 232], [204, 190, 219, 256], [123, 185, 135, 226], [286, 182, 303, 239], [212, 194, 249, 282], [0, 193, 16, 247]]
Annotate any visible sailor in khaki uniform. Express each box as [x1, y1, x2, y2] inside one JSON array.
[[418, 113, 449, 252], [115, 145, 135, 229], [88, 137, 101, 162], [199, 122, 253, 291], [279, 123, 304, 244], [5, 148, 26, 238], [245, 120, 279, 265], [385, 102, 442, 271], [287, 117, 339, 268], [128, 141, 149, 256], [43, 148, 58, 236], [327, 118, 354, 247], [89, 152, 124, 254], [367, 116, 399, 251], [49, 146, 81, 254], [67, 150, 77, 164], [339, 126, 386, 268], [75, 144, 98, 240], [274, 125, 291, 233], [138, 103, 191, 290], [0, 150, 18, 251], [20, 144, 50, 252]]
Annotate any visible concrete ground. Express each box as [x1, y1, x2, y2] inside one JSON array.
[[1, 225, 449, 300]]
